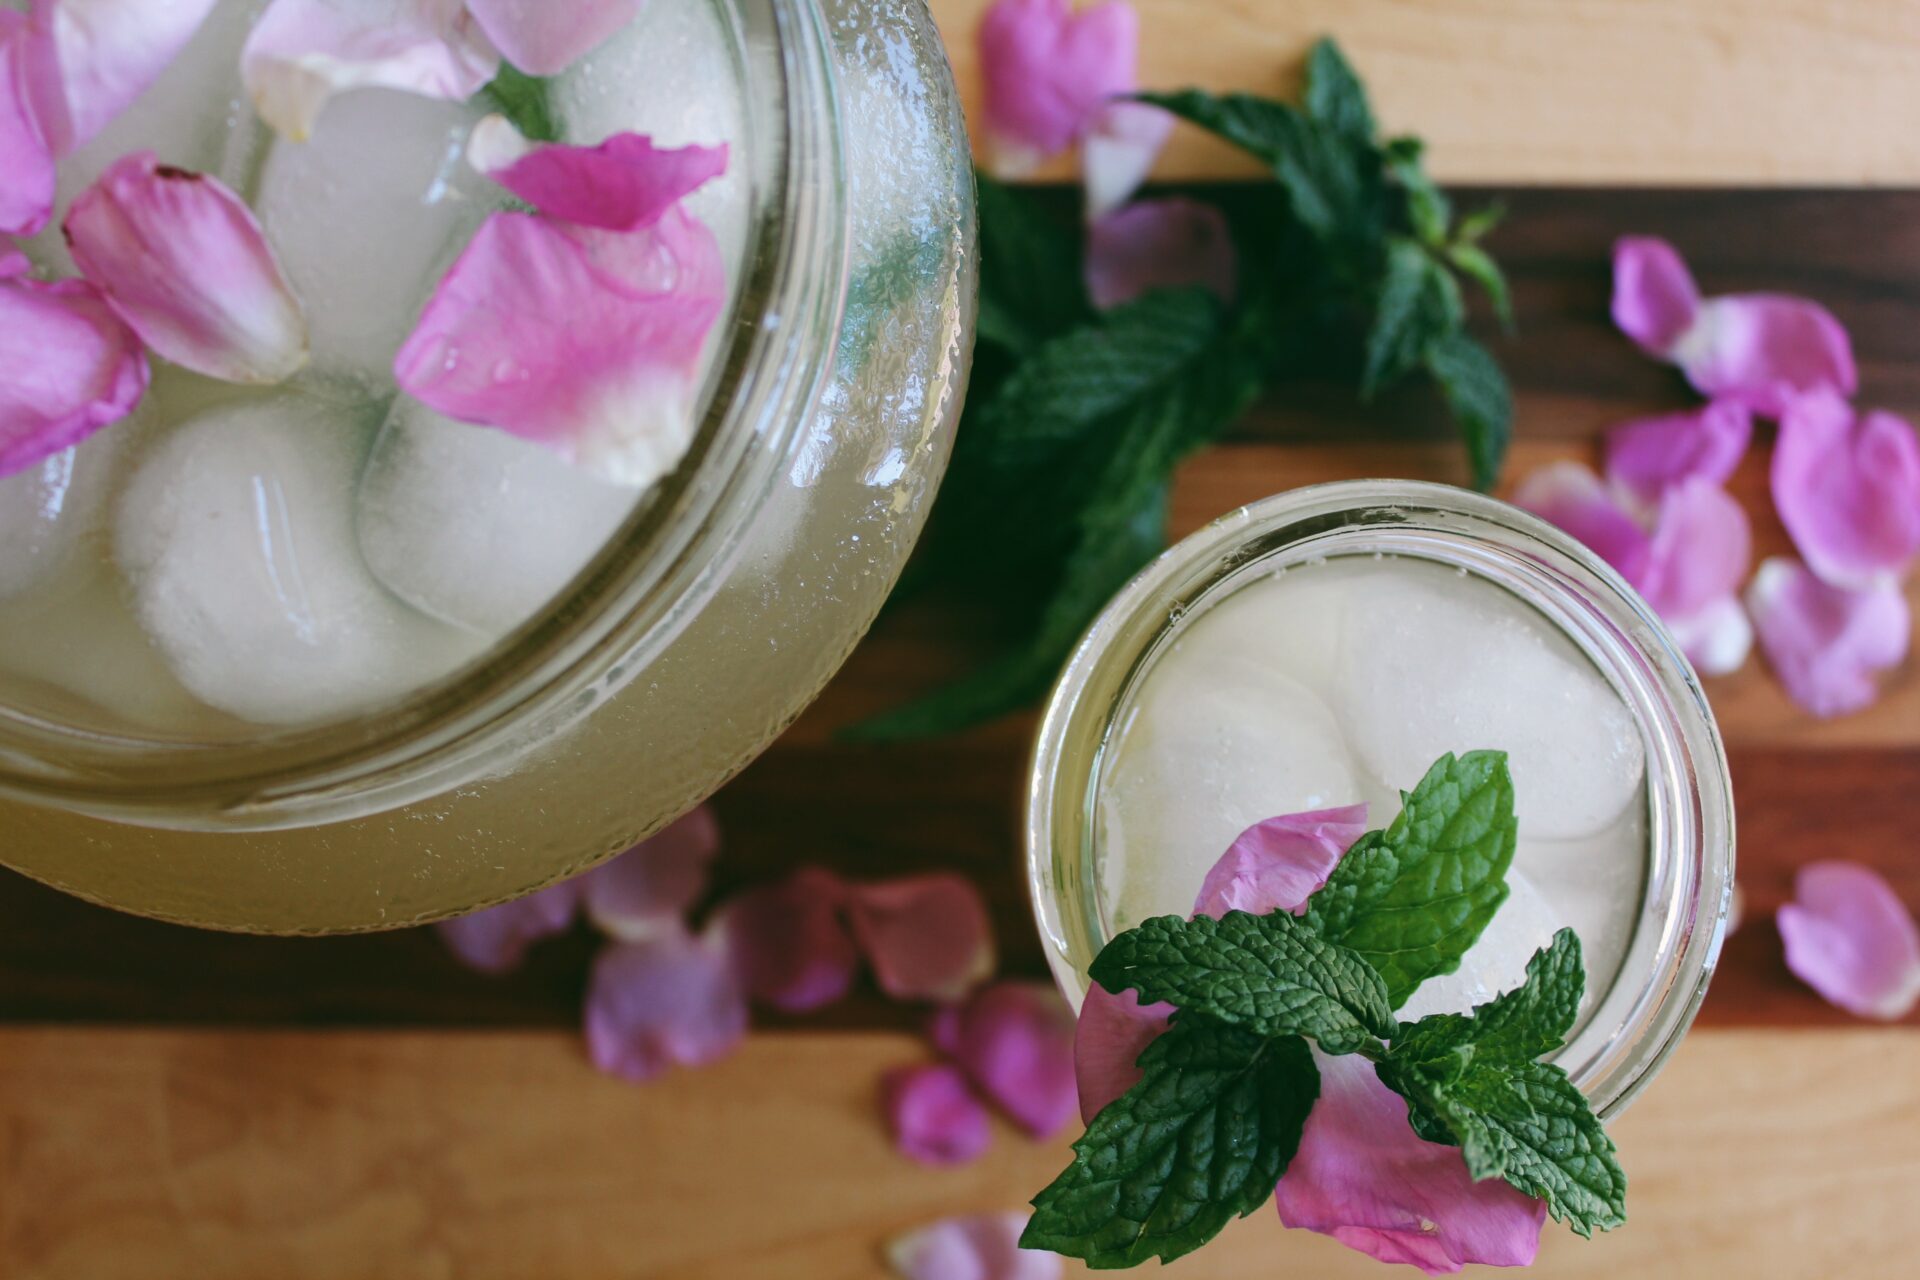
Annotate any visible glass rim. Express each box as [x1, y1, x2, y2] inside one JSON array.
[[0, 0, 849, 831], [1024, 479, 1736, 1120]]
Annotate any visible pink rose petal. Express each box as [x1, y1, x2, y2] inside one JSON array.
[[846, 873, 996, 1002], [1612, 236, 1856, 417], [435, 880, 579, 974], [1640, 478, 1752, 624], [395, 204, 724, 487], [23, 0, 218, 156], [887, 1213, 1062, 1280], [714, 866, 860, 1013], [0, 271, 147, 479], [1084, 196, 1236, 311], [1512, 461, 1653, 584], [882, 1063, 993, 1166], [1603, 401, 1753, 515], [580, 807, 720, 942], [1274, 1053, 1546, 1275], [1611, 236, 1699, 355], [935, 982, 1077, 1139], [464, 0, 639, 76], [468, 114, 729, 231], [1192, 803, 1367, 920], [241, 0, 499, 141], [1747, 557, 1910, 718], [1773, 389, 1920, 590], [64, 153, 308, 385], [1665, 593, 1754, 679], [1072, 981, 1173, 1124], [0, 13, 55, 237], [977, 0, 1137, 175], [1080, 99, 1173, 220], [1677, 294, 1857, 419], [1779, 861, 1920, 1020], [583, 926, 749, 1082]]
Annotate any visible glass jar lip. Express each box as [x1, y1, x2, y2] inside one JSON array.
[[0, 0, 849, 831], [1025, 479, 1736, 1119]]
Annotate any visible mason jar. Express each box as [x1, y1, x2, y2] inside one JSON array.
[[1026, 480, 1735, 1118], [0, 0, 975, 932]]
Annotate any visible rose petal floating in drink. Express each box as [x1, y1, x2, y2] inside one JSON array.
[[1071, 983, 1172, 1124], [1272, 1052, 1547, 1275], [467, 114, 729, 232], [0, 13, 55, 237], [241, 0, 499, 141], [886, 1213, 1061, 1280], [1611, 235, 1856, 417], [581, 807, 722, 942], [927, 982, 1077, 1139], [64, 153, 309, 385], [846, 873, 996, 1002], [1083, 196, 1236, 311], [1746, 557, 1911, 718], [1603, 400, 1752, 516], [22, 0, 218, 156], [1778, 861, 1920, 1020], [584, 926, 749, 1082], [436, 881, 580, 973], [1516, 462, 1753, 677], [882, 1063, 993, 1166], [1772, 389, 1920, 591], [1080, 99, 1173, 220], [1191, 803, 1367, 919], [464, 0, 640, 77], [394, 206, 726, 487], [0, 263, 146, 479], [713, 866, 861, 1013], [977, 0, 1137, 176]]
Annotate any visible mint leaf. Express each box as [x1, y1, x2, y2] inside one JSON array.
[[1456, 201, 1506, 244], [1448, 242, 1514, 331], [1305, 751, 1518, 1009], [975, 173, 1092, 351], [1384, 136, 1451, 247], [1361, 237, 1461, 396], [1303, 37, 1374, 141], [1140, 90, 1381, 254], [480, 65, 559, 143], [1089, 911, 1396, 1053], [1425, 330, 1513, 491], [1022, 1021, 1317, 1267], [1393, 929, 1585, 1068], [1389, 1057, 1626, 1237], [974, 288, 1223, 468]]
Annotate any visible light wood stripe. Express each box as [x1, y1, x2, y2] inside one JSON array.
[[0, 1027, 1909, 1278], [928, 0, 1920, 185]]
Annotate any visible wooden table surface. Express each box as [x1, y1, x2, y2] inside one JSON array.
[[7, 3, 1920, 1277]]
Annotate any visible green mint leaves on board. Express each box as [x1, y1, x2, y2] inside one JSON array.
[[858, 37, 1513, 739], [1022, 752, 1626, 1267], [1021, 1021, 1318, 1268]]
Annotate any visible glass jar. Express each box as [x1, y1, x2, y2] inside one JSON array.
[[1026, 480, 1735, 1118], [0, 0, 976, 933]]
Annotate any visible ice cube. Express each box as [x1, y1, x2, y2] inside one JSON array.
[[113, 390, 483, 725], [1101, 652, 1361, 931], [23, 0, 267, 273], [0, 435, 117, 605], [356, 401, 642, 636], [1339, 567, 1646, 840], [1397, 869, 1563, 1022], [255, 88, 491, 384], [550, 0, 749, 275]]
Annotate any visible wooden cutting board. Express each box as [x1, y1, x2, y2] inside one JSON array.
[[5, 2, 1920, 1275]]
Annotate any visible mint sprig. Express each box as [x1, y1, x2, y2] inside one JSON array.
[[1023, 1021, 1318, 1268], [859, 37, 1513, 739], [1022, 752, 1627, 1267]]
